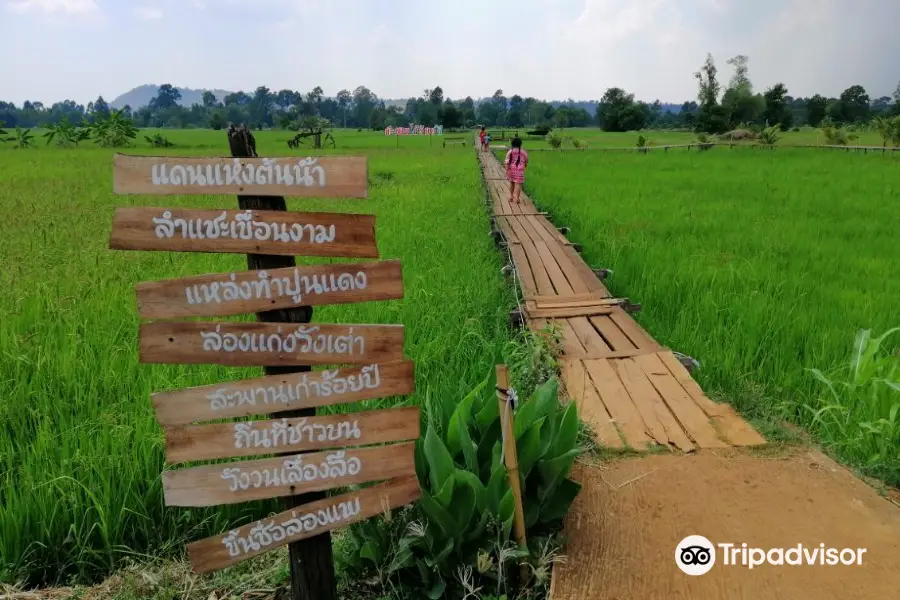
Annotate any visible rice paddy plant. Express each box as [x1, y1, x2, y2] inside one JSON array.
[[803, 328, 900, 485], [520, 147, 900, 478], [0, 132, 514, 585]]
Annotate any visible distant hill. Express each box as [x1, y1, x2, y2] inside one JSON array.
[[110, 85, 233, 109]]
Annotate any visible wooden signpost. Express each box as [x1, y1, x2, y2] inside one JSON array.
[[108, 126, 419, 600]]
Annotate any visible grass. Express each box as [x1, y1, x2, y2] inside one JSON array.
[[0, 129, 514, 586], [516, 145, 900, 485]]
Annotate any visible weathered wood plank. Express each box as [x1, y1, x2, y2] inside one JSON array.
[[589, 315, 636, 351], [113, 154, 368, 198], [583, 359, 653, 449], [136, 260, 403, 319], [165, 406, 420, 464], [524, 293, 614, 305], [635, 353, 726, 449], [656, 352, 766, 446], [139, 321, 404, 366], [560, 359, 623, 448], [164, 441, 416, 507], [152, 360, 414, 426], [614, 359, 694, 451], [187, 476, 420, 574], [525, 306, 616, 319], [109, 207, 379, 258]]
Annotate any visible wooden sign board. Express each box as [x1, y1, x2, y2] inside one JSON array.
[[165, 405, 421, 464], [164, 440, 416, 507], [140, 321, 404, 366], [152, 360, 414, 426], [113, 154, 368, 198], [187, 476, 421, 574], [109, 207, 378, 258], [136, 260, 404, 319]]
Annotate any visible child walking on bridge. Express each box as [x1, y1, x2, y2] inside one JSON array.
[[504, 136, 528, 204]]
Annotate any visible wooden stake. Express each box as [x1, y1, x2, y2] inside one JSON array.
[[496, 365, 527, 550], [228, 125, 336, 600]]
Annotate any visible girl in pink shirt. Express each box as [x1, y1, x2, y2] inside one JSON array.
[[504, 136, 528, 203]]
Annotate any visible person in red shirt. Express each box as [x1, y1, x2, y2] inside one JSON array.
[[479, 126, 486, 152]]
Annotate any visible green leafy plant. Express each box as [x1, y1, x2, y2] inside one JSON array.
[[341, 375, 581, 599], [43, 118, 89, 148], [821, 123, 859, 146], [695, 132, 713, 151], [0, 120, 7, 141], [144, 133, 176, 148], [757, 125, 781, 146], [8, 126, 35, 149], [802, 328, 900, 486], [546, 132, 563, 149], [87, 109, 138, 147], [636, 135, 648, 148], [872, 116, 900, 148]]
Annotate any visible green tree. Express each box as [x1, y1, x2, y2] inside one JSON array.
[[806, 94, 827, 127], [151, 84, 181, 110], [336, 89, 351, 128], [836, 85, 870, 123], [694, 53, 728, 133], [202, 91, 218, 108], [762, 83, 793, 128], [352, 85, 377, 128], [597, 88, 648, 131], [440, 100, 462, 128], [92, 95, 110, 118]]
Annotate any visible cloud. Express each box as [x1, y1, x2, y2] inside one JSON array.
[[135, 6, 163, 20], [4, 0, 98, 14]]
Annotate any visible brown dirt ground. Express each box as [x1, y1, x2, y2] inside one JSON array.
[[550, 447, 900, 600]]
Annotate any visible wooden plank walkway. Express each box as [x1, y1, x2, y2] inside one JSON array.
[[477, 145, 765, 452]]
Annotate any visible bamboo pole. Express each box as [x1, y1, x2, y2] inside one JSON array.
[[496, 365, 527, 550]]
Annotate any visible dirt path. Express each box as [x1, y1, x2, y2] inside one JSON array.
[[473, 142, 900, 599], [551, 449, 900, 599]]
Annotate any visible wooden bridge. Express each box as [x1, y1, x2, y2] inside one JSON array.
[[478, 148, 765, 452]]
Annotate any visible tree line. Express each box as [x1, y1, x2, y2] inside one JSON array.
[[3, 55, 898, 134]]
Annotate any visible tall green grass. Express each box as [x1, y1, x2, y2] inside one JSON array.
[[520, 146, 900, 482], [0, 132, 512, 585]]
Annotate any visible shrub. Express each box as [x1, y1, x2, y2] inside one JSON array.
[[821, 124, 858, 146], [43, 118, 90, 148], [7, 126, 35, 149], [144, 133, 176, 148], [802, 328, 900, 486], [87, 109, 138, 148], [757, 125, 781, 146], [340, 375, 582, 599], [546, 132, 563, 149]]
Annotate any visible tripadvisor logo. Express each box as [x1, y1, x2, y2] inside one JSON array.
[[675, 535, 867, 575]]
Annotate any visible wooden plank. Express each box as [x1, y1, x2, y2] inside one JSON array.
[[525, 293, 612, 304], [164, 441, 416, 507], [113, 154, 368, 198], [187, 476, 420, 574], [557, 320, 588, 356], [153, 360, 414, 426], [582, 359, 653, 449], [507, 244, 538, 298], [525, 306, 616, 319], [512, 223, 555, 296], [109, 207, 379, 258], [136, 260, 404, 319], [557, 244, 611, 295], [534, 241, 575, 296], [139, 321, 404, 366], [608, 309, 658, 350], [494, 212, 548, 217], [165, 405, 421, 464], [560, 359, 623, 448], [567, 317, 612, 355], [635, 353, 727, 449], [589, 315, 637, 351], [570, 347, 666, 360], [657, 352, 766, 446], [544, 240, 591, 294], [613, 359, 694, 451]]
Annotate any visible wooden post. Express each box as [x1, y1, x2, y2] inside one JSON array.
[[227, 124, 337, 600], [495, 365, 527, 550]]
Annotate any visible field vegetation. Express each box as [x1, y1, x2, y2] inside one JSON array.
[[518, 146, 900, 485], [0, 130, 528, 587]]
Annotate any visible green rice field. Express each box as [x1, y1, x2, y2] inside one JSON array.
[[518, 145, 900, 482], [0, 129, 514, 584], [2, 127, 898, 587]]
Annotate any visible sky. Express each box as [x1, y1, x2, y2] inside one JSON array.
[[3, 0, 899, 106]]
